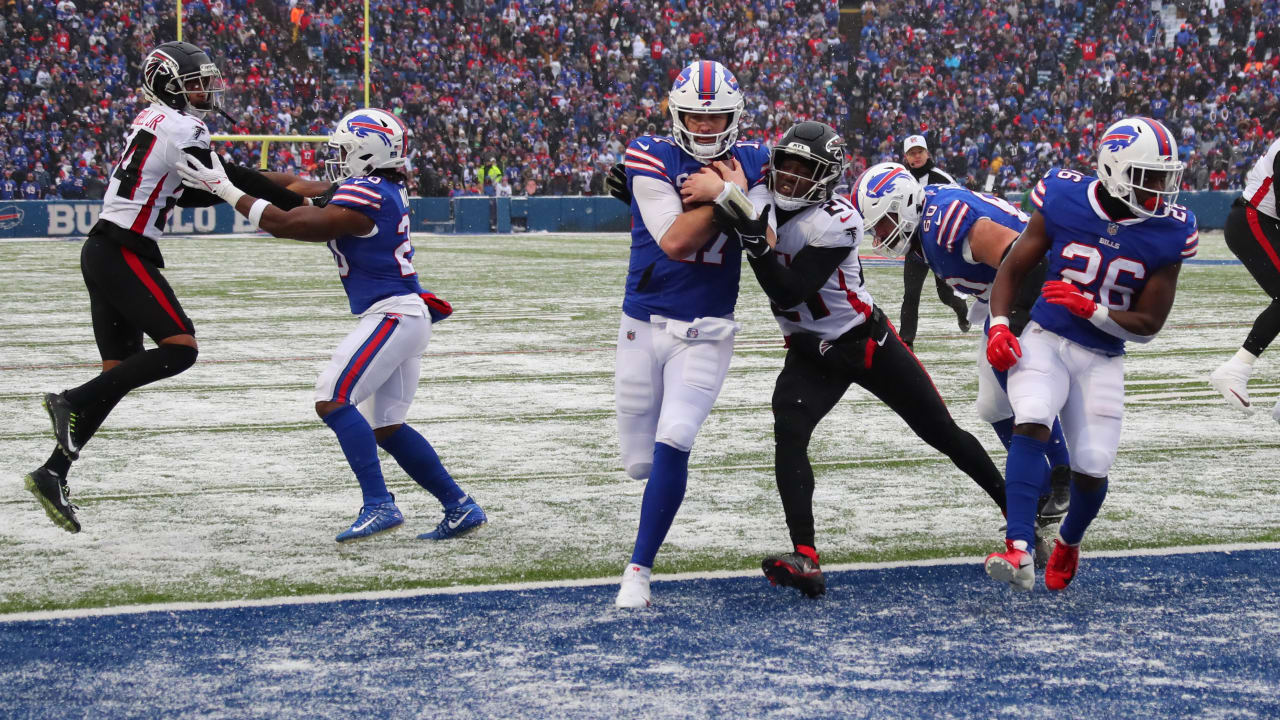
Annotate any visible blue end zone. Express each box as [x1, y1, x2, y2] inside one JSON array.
[[2, 549, 1277, 717]]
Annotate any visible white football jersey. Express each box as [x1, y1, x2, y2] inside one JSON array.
[[99, 102, 211, 240], [1243, 138, 1280, 220], [769, 194, 876, 340]]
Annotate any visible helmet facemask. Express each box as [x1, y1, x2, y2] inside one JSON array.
[[670, 108, 743, 162], [1096, 117, 1184, 219], [866, 199, 919, 257], [142, 46, 225, 119], [1103, 161, 1183, 218], [770, 148, 839, 211]]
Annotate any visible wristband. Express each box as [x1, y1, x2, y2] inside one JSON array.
[[715, 182, 756, 220], [247, 198, 271, 228], [220, 185, 246, 208], [990, 315, 1010, 328], [1086, 304, 1109, 328]]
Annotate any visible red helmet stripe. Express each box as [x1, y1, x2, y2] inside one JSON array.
[[870, 167, 904, 194]]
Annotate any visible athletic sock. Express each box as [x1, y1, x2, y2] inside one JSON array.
[[62, 345, 198, 445], [377, 424, 467, 509], [1004, 434, 1048, 548], [1046, 418, 1070, 469], [322, 405, 390, 506], [1059, 478, 1108, 545], [629, 442, 690, 568], [43, 449, 71, 478], [990, 417, 1014, 450]]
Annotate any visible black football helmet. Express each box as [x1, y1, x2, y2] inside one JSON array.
[[769, 121, 847, 210], [141, 41, 225, 119]]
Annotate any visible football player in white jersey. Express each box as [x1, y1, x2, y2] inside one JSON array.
[[713, 122, 1008, 597], [24, 41, 315, 533], [178, 108, 485, 544], [1209, 137, 1280, 421], [984, 117, 1197, 591]]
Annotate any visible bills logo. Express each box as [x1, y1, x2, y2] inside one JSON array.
[[626, 330, 636, 341], [686, 328, 699, 339], [1099, 125, 1140, 153], [347, 117, 394, 148], [0, 205, 23, 230], [863, 166, 907, 199]]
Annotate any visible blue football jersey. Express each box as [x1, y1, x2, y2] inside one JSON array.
[[918, 185, 1028, 301], [326, 176, 424, 315], [1028, 168, 1198, 355], [621, 136, 771, 321]]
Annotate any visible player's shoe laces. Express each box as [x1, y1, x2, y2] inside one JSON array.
[[1044, 536, 1081, 591], [417, 499, 486, 540], [335, 501, 403, 542], [1039, 465, 1072, 525], [43, 392, 82, 460], [1209, 359, 1254, 413], [25, 467, 80, 533], [985, 539, 1034, 591], [614, 563, 652, 608], [762, 550, 826, 598]]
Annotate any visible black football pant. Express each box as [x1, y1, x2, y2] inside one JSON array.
[[899, 252, 968, 347], [1224, 201, 1280, 357], [772, 307, 1007, 550]]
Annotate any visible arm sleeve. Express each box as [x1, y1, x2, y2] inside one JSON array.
[[224, 161, 307, 210], [633, 175, 685, 243], [746, 245, 850, 309], [176, 147, 221, 207]]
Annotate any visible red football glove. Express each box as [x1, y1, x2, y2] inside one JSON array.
[[1041, 280, 1097, 319], [986, 321, 1022, 372], [419, 292, 453, 323]]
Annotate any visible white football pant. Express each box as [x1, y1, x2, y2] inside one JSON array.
[[614, 313, 737, 480], [315, 311, 432, 428], [1007, 322, 1124, 478]]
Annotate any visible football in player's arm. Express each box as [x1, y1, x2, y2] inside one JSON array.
[[178, 108, 484, 545], [983, 116, 1196, 593], [715, 121, 1008, 598]]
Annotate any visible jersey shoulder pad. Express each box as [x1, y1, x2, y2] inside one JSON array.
[[1171, 204, 1199, 260], [1029, 167, 1087, 217], [329, 178, 385, 211], [624, 136, 675, 183], [731, 141, 771, 187], [801, 196, 859, 249], [170, 113, 210, 151]]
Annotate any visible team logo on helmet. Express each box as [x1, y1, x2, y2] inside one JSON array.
[[864, 166, 908, 199], [346, 115, 395, 148], [1099, 124, 1141, 153]]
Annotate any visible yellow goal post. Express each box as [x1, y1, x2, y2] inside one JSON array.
[[210, 134, 331, 171]]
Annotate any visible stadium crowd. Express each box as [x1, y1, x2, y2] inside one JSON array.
[[0, 0, 1276, 199]]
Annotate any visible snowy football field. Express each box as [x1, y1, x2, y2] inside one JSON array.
[[1, 230, 1278, 716]]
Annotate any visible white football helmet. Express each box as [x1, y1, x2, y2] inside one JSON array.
[[853, 162, 924, 257], [1097, 116, 1183, 218], [325, 108, 409, 182], [667, 60, 745, 162]]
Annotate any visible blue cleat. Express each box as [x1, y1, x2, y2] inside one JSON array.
[[417, 500, 486, 540], [335, 501, 403, 543]]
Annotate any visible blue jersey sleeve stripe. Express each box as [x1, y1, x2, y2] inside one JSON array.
[[624, 161, 670, 182]]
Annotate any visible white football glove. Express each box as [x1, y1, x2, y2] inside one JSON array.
[[177, 153, 245, 206]]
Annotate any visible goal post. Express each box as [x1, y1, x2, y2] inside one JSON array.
[[210, 134, 331, 171]]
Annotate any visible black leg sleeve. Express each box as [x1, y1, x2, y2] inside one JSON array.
[[1225, 204, 1280, 355], [849, 326, 1007, 513], [933, 271, 969, 321], [771, 341, 851, 549], [899, 254, 928, 347]]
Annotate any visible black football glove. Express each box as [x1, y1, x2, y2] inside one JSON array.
[[605, 162, 630, 205], [714, 202, 772, 259], [310, 182, 339, 208]]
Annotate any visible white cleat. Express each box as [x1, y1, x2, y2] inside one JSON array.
[[614, 563, 652, 608], [1209, 359, 1255, 413]]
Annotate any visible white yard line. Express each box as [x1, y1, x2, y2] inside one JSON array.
[[3, 541, 1276, 625]]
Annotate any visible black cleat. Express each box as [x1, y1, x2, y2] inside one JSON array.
[[762, 551, 826, 598], [25, 467, 81, 533], [43, 392, 81, 461], [1039, 465, 1072, 526]]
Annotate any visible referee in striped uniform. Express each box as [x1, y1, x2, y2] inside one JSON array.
[[1210, 137, 1280, 422]]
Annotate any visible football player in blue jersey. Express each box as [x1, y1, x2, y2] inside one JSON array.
[[855, 163, 1073, 557], [609, 59, 773, 608], [178, 108, 485, 544], [983, 117, 1198, 592]]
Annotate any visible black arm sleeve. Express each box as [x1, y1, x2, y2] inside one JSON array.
[[176, 147, 222, 207], [746, 245, 850, 309], [223, 162, 307, 210]]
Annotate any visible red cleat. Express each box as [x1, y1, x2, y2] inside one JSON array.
[[1044, 537, 1081, 590], [985, 539, 1034, 591]]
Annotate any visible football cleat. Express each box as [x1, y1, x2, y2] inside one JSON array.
[[417, 499, 486, 541], [985, 539, 1034, 591], [1038, 465, 1072, 526], [1044, 537, 1081, 590], [43, 392, 82, 460], [614, 563, 652, 608], [762, 550, 826, 598], [25, 467, 80, 533], [1209, 359, 1254, 413], [1033, 530, 1053, 570], [335, 501, 403, 542]]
